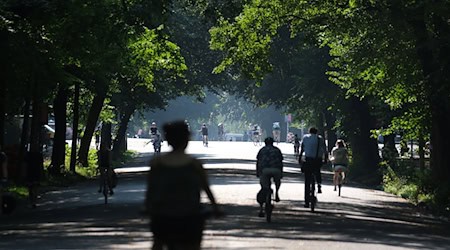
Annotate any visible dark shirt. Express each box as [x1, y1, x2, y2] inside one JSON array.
[[256, 145, 283, 175], [201, 126, 208, 136], [147, 158, 202, 216]]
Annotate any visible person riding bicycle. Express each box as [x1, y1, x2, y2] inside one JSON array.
[[150, 122, 158, 136], [97, 144, 114, 195], [299, 127, 327, 208], [272, 122, 281, 143], [217, 123, 224, 141], [201, 123, 208, 146], [330, 139, 349, 191], [256, 137, 283, 217], [152, 132, 163, 154], [252, 124, 260, 140]]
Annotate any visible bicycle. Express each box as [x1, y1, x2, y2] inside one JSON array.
[[333, 165, 346, 197], [264, 186, 274, 222], [99, 167, 110, 204], [253, 134, 261, 146], [307, 171, 318, 212]]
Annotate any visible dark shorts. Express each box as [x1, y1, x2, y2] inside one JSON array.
[[151, 214, 205, 244]]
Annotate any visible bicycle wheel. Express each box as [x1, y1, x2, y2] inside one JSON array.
[[265, 189, 273, 223], [102, 171, 108, 204], [310, 176, 316, 212]]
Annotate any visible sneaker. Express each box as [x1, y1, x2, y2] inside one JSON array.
[[258, 211, 265, 217]]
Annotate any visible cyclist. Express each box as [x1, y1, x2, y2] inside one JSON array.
[[330, 139, 349, 191], [97, 144, 114, 195], [145, 121, 222, 249], [218, 123, 224, 141], [293, 134, 300, 157], [201, 123, 209, 146], [299, 127, 327, 208], [252, 124, 260, 143], [256, 137, 283, 217], [150, 122, 158, 136], [272, 122, 281, 143], [152, 132, 163, 155]]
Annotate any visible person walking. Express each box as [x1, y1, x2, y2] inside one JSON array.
[[299, 127, 328, 208], [0, 146, 8, 212], [145, 121, 221, 250], [256, 137, 283, 217]]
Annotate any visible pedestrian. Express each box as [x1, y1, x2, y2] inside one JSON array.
[[25, 151, 43, 208], [95, 126, 101, 150], [1, 145, 9, 212], [256, 137, 283, 217], [299, 127, 328, 208], [145, 120, 221, 250]]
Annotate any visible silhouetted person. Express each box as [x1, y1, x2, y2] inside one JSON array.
[[299, 127, 328, 207], [25, 151, 43, 208], [97, 144, 114, 195], [145, 120, 221, 250]]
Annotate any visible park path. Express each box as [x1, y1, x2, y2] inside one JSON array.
[[1, 139, 449, 249]]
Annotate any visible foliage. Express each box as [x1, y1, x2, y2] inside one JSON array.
[[382, 160, 450, 216]]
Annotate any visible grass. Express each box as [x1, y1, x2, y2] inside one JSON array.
[[6, 148, 137, 199]]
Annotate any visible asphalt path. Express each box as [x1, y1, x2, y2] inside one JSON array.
[[0, 139, 449, 249]]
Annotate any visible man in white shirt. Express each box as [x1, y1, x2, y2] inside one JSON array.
[[299, 127, 328, 207]]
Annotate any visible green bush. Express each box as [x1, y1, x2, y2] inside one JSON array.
[[382, 160, 450, 216]]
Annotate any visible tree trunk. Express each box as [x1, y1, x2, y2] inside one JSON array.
[[70, 82, 80, 173], [49, 84, 68, 175], [324, 110, 337, 153], [418, 131, 425, 171], [18, 99, 31, 182], [78, 92, 106, 167], [101, 122, 112, 150], [430, 105, 450, 182], [410, 12, 450, 182], [342, 97, 381, 184], [112, 106, 135, 160], [0, 80, 5, 148], [29, 99, 43, 154]]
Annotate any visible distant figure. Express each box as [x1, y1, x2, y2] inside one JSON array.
[[294, 134, 300, 157], [150, 122, 158, 136], [1, 146, 9, 212], [200, 123, 208, 147], [217, 123, 224, 141], [145, 121, 221, 250], [97, 144, 114, 195], [94, 126, 101, 150], [272, 122, 281, 143], [25, 151, 43, 208]]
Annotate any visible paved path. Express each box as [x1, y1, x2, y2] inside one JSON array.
[[1, 140, 449, 249]]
